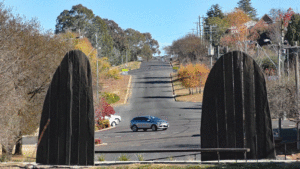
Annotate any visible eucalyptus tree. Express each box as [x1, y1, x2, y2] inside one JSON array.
[[237, 0, 257, 20]]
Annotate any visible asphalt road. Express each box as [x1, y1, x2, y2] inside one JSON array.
[[94, 60, 202, 161], [22, 59, 298, 161]]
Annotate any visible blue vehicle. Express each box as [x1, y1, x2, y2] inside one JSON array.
[[130, 116, 169, 132]]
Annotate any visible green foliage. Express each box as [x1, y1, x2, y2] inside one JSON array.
[[206, 4, 224, 19], [0, 154, 7, 162], [237, 0, 257, 19], [141, 44, 152, 61], [55, 4, 95, 34], [105, 67, 121, 79], [261, 55, 278, 70], [103, 92, 120, 104], [173, 66, 179, 70], [206, 17, 229, 46], [286, 14, 300, 46], [98, 154, 105, 161], [136, 154, 144, 161], [118, 154, 131, 161]]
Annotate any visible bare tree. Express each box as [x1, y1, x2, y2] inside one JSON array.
[[0, 2, 73, 160]]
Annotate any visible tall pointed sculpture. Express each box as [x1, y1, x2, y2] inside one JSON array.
[[201, 51, 275, 161], [37, 50, 94, 165]]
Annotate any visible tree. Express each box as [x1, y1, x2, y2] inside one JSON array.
[[0, 2, 74, 160], [206, 16, 229, 46], [268, 8, 294, 44], [55, 4, 95, 34], [85, 16, 113, 58], [204, 4, 225, 45], [165, 34, 209, 65], [125, 28, 146, 61], [286, 13, 300, 45], [220, 8, 251, 47], [141, 44, 152, 61], [237, 0, 257, 20]]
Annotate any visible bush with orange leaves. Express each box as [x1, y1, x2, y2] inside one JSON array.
[[177, 63, 209, 94]]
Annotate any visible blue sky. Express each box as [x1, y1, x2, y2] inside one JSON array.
[[3, 0, 300, 55]]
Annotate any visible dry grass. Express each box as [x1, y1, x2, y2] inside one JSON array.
[[100, 61, 140, 107], [101, 75, 131, 106], [112, 61, 141, 71], [171, 73, 203, 103]]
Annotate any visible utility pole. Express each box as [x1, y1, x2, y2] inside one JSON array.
[[295, 42, 300, 149], [209, 25, 214, 68], [96, 34, 99, 103], [126, 49, 128, 67], [199, 16, 201, 40], [202, 15, 205, 43], [287, 48, 289, 81], [278, 43, 281, 80]]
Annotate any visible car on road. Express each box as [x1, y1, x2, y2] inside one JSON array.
[[105, 114, 122, 127], [130, 116, 169, 132]]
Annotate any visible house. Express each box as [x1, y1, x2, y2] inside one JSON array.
[[225, 14, 273, 35], [226, 21, 257, 34], [252, 14, 273, 46]]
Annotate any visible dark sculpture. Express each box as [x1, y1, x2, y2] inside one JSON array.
[[37, 50, 94, 165], [201, 51, 275, 161]]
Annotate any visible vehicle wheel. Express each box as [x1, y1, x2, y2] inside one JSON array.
[[117, 119, 121, 124], [143, 129, 147, 131], [111, 122, 116, 127], [132, 125, 138, 132], [163, 128, 167, 130], [151, 125, 157, 131]]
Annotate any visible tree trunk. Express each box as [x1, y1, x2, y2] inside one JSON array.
[[1, 144, 13, 161], [14, 134, 22, 155]]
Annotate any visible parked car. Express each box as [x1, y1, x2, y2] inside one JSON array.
[[104, 114, 121, 127], [130, 116, 169, 132]]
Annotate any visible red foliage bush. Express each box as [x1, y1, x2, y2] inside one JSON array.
[[94, 97, 115, 121], [95, 138, 102, 144]]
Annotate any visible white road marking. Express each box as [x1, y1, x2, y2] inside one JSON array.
[[115, 136, 121, 138]]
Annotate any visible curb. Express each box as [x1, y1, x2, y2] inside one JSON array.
[[95, 126, 116, 132], [170, 73, 176, 101], [124, 75, 132, 104]]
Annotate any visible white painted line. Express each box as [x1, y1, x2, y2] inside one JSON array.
[[115, 136, 121, 138]]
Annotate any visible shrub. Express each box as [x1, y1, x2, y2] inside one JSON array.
[[94, 98, 116, 120], [173, 66, 179, 70], [103, 92, 120, 104], [95, 138, 102, 145], [96, 119, 110, 130], [178, 63, 209, 89], [105, 67, 120, 79], [137, 154, 144, 161], [98, 154, 105, 161], [118, 154, 131, 161]]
